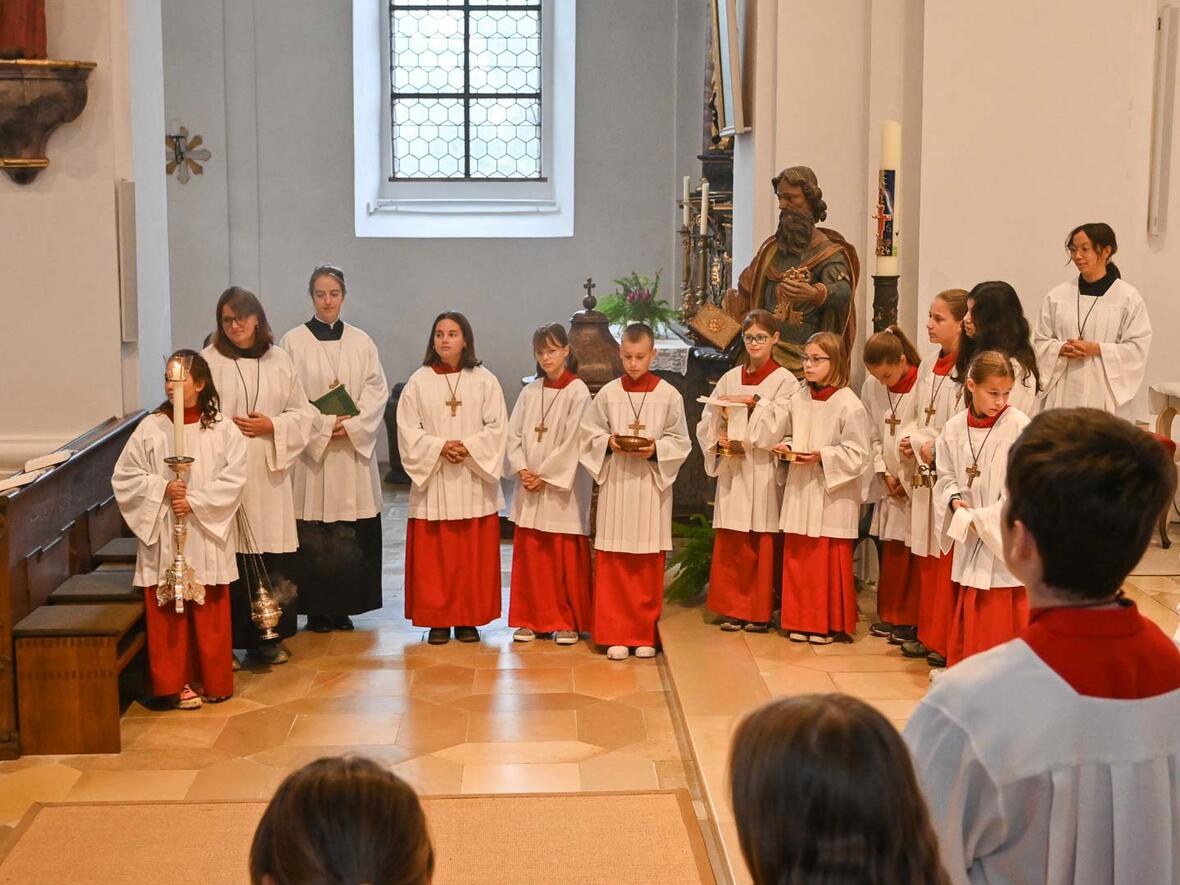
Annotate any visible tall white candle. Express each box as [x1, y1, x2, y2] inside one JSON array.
[[876, 120, 902, 276], [170, 360, 185, 458], [682, 176, 691, 228], [699, 179, 710, 235]]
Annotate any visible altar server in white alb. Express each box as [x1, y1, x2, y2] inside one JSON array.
[[907, 408, 1180, 885], [505, 323, 593, 646], [1035, 222, 1151, 418], [860, 325, 922, 645], [113, 350, 247, 709], [281, 265, 389, 633], [897, 289, 968, 667], [696, 310, 794, 633], [773, 331, 871, 644], [202, 287, 315, 665], [581, 323, 691, 661], [933, 351, 1030, 666], [961, 281, 1041, 418], [397, 311, 508, 647]]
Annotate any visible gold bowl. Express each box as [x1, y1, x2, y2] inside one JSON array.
[[774, 448, 797, 462], [615, 434, 654, 452], [715, 439, 746, 457]]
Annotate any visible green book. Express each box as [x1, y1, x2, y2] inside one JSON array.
[[311, 385, 360, 417]]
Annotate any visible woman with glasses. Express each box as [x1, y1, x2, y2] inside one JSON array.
[[696, 310, 795, 633], [280, 266, 390, 633], [203, 286, 315, 665], [1033, 223, 1151, 418]]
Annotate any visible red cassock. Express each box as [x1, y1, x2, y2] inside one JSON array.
[[780, 535, 857, 635], [877, 539, 920, 625], [142, 584, 233, 698], [916, 551, 957, 656], [706, 529, 778, 623], [509, 527, 592, 633], [592, 550, 666, 647], [947, 585, 1029, 666], [405, 514, 501, 627]]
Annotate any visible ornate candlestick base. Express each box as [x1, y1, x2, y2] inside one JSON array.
[[871, 274, 900, 332], [159, 455, 204, 613]]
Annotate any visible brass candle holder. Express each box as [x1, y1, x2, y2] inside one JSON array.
[[159, 455, 204, 613]]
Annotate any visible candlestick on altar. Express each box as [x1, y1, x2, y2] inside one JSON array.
[[873, 120, 902, 330], [159, 454, 203, 613], [699, 178, 710, 236], [682, 175, 691, 228]]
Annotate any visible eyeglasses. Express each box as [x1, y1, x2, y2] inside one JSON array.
[[221, 315, 253, 329], [743, 334, 772, 345], [1066, 244, 1095, 256], [801, 355, 831, 365]]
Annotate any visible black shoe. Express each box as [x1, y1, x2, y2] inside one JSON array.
[[306, 615, 332, 634], [900, 639, 930, 659], [333, 615, 355, 631], [926, 651, 947, 668], [743, 622, 770, 634], [870, 620, 894, 638], [889, 625, 918, 645], [454, 625, 480, 643], [427, 627, 451, 645]]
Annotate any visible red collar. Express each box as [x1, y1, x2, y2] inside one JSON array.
[[1022, 601, 1180, 699], [887, 365, 919, 394], [543, 369, 578, 389], [809, 384, 839, 402], [741, 359, 781, 386], [168, 405, 202, 425], [621, 372, 660, 393], [967, 405, 1007, 428], [430, 362, 461, 375], [933, 351, 956, 376]]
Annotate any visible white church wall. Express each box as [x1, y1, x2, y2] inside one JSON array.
[[162, 0, 708, 450], [918, 0, 1159, 413], [0, 1, 158, 470]]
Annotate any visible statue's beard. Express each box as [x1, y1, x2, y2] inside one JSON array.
[[777, 207, 815, 256]]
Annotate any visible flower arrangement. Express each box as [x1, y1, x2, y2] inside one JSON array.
[[597, 270, 678, 332]]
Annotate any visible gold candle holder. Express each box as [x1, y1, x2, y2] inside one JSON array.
[[159, 455, 204, 613]]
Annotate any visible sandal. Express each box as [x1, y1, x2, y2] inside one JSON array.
[[173, 685, 202, 710]]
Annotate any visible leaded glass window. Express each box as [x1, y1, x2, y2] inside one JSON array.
[[389, 1, 543, 180]]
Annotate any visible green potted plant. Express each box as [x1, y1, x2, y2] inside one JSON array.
[[598, 271, 678, 336]]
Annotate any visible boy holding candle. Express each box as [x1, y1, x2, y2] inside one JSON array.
[[580, 324, 691, 660]]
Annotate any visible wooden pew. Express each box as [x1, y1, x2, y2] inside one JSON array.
[[0, 411, 146, 759]]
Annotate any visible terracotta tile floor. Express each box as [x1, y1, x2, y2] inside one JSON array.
[[0, 489, 698, 841]]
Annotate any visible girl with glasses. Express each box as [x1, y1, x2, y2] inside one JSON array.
[[696, 310, 795, 633]]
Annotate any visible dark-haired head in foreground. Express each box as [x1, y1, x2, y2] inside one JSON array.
[[1002, 408, 1176, 602], [730, 694, 950, 885], [250, 756, 433, 885]]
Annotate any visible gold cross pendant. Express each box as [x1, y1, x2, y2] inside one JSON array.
[[629, 419, 646, 436], [885, 414, 901, 436], [966, 463, 981, 488], [924, 404, 938, 426], [534, 423, 548, 443], [446, 395, 462, 417]]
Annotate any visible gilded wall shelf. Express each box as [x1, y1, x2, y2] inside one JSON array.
[[0, 58, 96, 185]]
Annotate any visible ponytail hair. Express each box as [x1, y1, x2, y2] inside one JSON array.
[[863, 324, 920, 369], [963, 349, 1015, 410]]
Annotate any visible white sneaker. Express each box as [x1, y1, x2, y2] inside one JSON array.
[[807, 633, 834, 645], [606, 645, 630, 661], [787, 632, 808, 642], [513, 627, 536, 643], [635, 646, 657, 659], [554, 630, 579, 646]]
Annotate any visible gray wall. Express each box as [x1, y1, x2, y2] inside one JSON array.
[[164, 0, 709, 434]]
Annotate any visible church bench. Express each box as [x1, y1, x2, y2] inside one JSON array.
[[49, 570, 141, 605], [13, 601, 145, 755], [92, 536, 137, 565]]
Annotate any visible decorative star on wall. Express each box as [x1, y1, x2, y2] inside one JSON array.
[[165, 127, 210, 184]]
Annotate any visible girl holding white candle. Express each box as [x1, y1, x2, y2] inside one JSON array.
[[113, 350, 247, 708]]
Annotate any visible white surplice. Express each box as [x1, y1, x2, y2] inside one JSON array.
[[900, 350, 965, 558], [280, 322, 390, 522], [397, 365, 508, 521], [775, 386, 871, 539], [1034, 278, 1152, 418], [113, 413, 247, 587], [580, 377, 691, 553], [202, 345, 316, 553], [861, 374, 918, 544], [905, 639, 1180, 885], [1007, 357, 1040, 417], [505, 376, 593, 535], [932, 407, 1029, 589], [696, 365, 795, 533]]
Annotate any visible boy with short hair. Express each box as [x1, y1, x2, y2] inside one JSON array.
[[580, 323, 691, 661], [905, 408, 1180, 885]]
